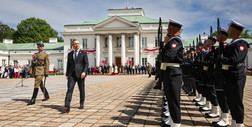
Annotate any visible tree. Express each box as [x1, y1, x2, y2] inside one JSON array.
[[241, 29, 251, 38], [0, 21, 16, 42], [212, 29, 251, 38], [13, 17, 59, 43], [57, 36, 64, 42]]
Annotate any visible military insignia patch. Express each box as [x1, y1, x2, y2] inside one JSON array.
[[171, 43, 177, 48], [239, 46, 244, 51]]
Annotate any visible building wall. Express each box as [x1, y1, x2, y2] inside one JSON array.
[[0, 50, 63, 72]]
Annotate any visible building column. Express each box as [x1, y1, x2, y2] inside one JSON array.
[[134, 34, 139, 66], [121, 34, 126, 66], [96, 35, 100, 66], [108, 35, 113, 73]]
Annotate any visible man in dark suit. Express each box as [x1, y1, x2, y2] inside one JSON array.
[[62, 39, 88, 113]]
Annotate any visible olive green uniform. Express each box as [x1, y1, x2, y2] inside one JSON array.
[[31, 52, 50, 88]]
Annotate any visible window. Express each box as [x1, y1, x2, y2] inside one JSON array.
[[105, 37, 108, 48], [83, 39, 87, 49], [117, 37, 121, 47], [70, 39, 74, 49], [129, 37, 134, 47], [13, 60, 18, 66], [2, 59, 6, 66], [142, 37, 147, 48], [58, 59, 63, 69], [142, 58, 147, 66], [155, 37, 158, 47]]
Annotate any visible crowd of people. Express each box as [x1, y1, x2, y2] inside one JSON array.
[[87, 63, 156, 75], [0, 64, 29, 79]]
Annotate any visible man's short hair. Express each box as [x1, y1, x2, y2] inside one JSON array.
[[72, 39, 78, 42]]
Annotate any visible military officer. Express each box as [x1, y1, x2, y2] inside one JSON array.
[[27, 42, 50, 105], [161, 19, 184, 127], [218, 20, 249, 127]]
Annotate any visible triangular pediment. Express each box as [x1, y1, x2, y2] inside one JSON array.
[[93, 16, 139, 29]]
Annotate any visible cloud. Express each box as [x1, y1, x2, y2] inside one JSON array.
[[0, 0, 251, 39]]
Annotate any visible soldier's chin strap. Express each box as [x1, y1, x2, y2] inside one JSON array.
[[167, 34, 172, 38]]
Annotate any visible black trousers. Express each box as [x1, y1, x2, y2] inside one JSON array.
[[189, 78, 196, 93], [224, 72, 246, 123], [65, 72, 85, 107], [163, 72, 182, 123], [195, 81, 202, 94], [215, 73, 229, 113], [216, 91, 229, 113]]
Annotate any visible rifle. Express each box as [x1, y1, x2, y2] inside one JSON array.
[[217, 18, 224, 58], [210, 26, 215, 64], [215, 18, 224, 73], [158, 17, 163, 55], [153, 17, 163, 89]]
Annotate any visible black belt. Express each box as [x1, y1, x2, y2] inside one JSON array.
[[36, 64, 45, 66], [222, 63, 244, 70]]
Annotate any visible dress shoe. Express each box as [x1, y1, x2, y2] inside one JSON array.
[[78, 104, 84, 109], [62, 106, 70, 113]]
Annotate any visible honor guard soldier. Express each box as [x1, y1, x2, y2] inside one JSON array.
[[204, 36, 220, 118], [161, 19, 184, 127], [27, 42, 50, 105], [217, 20, 249, 127], [212, 27, 229, 127]]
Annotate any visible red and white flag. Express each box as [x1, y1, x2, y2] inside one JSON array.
[[144, 48, 159, 52], [82, 49, 96, 53]]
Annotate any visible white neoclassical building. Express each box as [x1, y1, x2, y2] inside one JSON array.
[[61, 8, 169, 73], [0, 39, 64, 73]]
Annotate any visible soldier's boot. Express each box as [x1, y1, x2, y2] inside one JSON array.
[[199, 101, 211, 111], [161, 116, 173, 127], [153, 80, 161, 89], [205, 105, 219, 118], [196, 97, 206, 106], [214, 113, 229, 127], [193, 94, 202, 102], [41, 87, 50, 101], [171, 123, 181, 127], [212, 112, 223, 125], [27, 88, 39, 105]]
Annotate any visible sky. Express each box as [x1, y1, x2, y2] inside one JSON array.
[[0, 0, 252, 39]]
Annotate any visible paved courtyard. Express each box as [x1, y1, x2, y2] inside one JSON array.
[[0, 75, 251, 127]]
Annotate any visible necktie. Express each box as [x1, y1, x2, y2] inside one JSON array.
[[74, 51, 77, 60]]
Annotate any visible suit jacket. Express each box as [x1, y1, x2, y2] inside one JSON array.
[[66, 50, 89, 79]]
